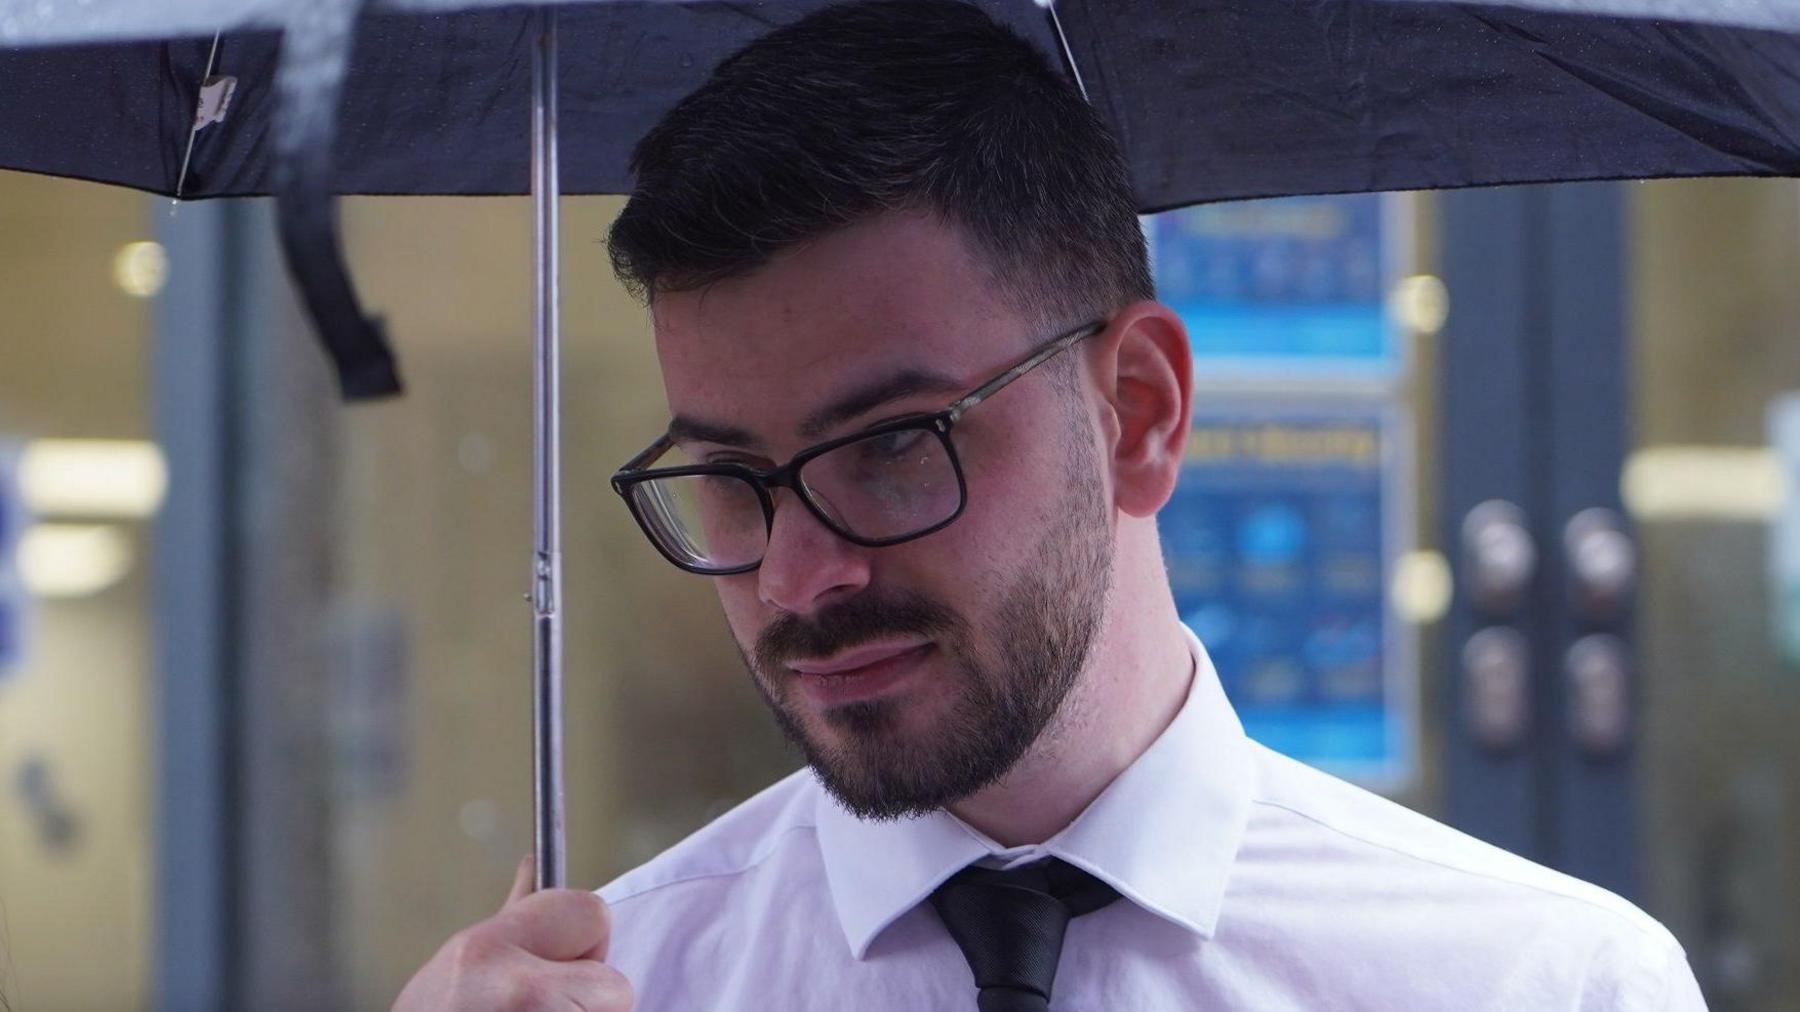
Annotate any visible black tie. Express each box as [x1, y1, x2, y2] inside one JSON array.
[[928, 857, 1122, 1011]]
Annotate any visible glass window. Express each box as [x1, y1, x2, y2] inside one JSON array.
[[1629, 178, 1800, 1009], [0, 169, 158, 1010]]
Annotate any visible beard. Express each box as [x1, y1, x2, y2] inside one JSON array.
[[740, 426, 1114, 821]]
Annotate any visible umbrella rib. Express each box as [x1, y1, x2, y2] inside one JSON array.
[[172, 29, 224, 207], [1038, 0, 1088, 103]]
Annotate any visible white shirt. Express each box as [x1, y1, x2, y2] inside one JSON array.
[[599, 628, 1705, 1010]]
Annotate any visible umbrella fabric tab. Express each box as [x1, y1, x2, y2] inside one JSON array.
[[272, 0, 404, 401], [192, 75, 237, 131]]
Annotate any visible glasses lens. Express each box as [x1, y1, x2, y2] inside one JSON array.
[[629, 470, 766, 571], [799, 425, 961, 541]]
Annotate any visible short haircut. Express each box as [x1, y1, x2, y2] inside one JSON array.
[[607, 0, 1153, 332]]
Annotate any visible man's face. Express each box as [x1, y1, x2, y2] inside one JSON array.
[[651, 213, 1115, 820]]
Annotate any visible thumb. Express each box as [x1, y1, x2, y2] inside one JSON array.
[[504, 852, 536, 909]]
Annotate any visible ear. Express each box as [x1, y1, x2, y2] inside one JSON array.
[[1088, 303, 1192, 518]]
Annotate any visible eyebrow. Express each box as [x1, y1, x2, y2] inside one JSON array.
[[666, 368, 966, 451]]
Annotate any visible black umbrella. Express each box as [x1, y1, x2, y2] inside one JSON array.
[[7, 0, 1800, 396], [3, 0, 1799, 890]]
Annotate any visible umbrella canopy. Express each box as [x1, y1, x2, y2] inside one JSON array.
[[4, 0, 1799, 399], [5, 0, 1800, 205]]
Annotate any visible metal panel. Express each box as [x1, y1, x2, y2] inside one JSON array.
[[1440, 188, 1547, 860], [153, 199, 242, 1012], [1542, 183, 1636, 898]]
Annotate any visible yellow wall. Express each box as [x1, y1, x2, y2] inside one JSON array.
[[0, 170, 155, 1011]]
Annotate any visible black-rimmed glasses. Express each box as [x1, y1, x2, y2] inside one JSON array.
[[611, 319, 1106, 575]]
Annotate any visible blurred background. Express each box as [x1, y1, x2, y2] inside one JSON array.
[[0, 171, 1794, 1010]]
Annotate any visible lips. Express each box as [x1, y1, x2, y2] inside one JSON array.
[[789, 641, 933, 707], [788, 640, 932, 677]]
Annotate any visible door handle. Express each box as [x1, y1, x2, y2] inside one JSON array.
[[1463, 625, 1531, 752], [1564, 507, 1635, 623], [1566, 634, 1631, 757], [1462, 500, 1536, 617]]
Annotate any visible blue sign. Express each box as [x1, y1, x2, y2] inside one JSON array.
[[1163, 405, 1412, 787], [1148, 193, 1402, 383], [1, 449, 22, 677]]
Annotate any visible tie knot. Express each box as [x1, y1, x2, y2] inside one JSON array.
[[929, 858, 1121, 1011]]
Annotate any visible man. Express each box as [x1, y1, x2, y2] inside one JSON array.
[[397, 2, 1705, 1008]]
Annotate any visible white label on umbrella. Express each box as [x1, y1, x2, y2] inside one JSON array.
[[192, 75, 238, 132]]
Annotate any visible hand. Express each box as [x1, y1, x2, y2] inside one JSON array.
[[393, 855, 635, 1011]]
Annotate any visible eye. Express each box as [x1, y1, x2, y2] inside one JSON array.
[[703, 454, 765, 469], [862, 427, 930, 460]]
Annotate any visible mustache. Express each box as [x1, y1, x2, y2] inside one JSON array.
[[755, 590, 963, 672]]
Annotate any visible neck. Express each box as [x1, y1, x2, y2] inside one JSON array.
[[947, 523, 1194, 847]]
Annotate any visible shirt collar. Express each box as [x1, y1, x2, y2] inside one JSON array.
[[814, 625, 1254, 959]]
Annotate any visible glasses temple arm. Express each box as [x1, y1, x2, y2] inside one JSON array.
[[619, 432, 674, 473], [944, 321, 1104, 422]]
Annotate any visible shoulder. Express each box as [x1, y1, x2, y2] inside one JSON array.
[[594, 769, 848, 1008], [1244, 743, 1662, 931], [1232, 743, 1698, 1008], [599, 765, 823, 910]]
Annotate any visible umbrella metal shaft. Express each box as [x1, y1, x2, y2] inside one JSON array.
[[530, 3, 566, 892]]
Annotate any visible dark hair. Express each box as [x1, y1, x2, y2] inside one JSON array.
[[607, 0, 1153, 331]]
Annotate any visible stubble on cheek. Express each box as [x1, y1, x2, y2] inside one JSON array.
[[728, 405, 1114, 819]]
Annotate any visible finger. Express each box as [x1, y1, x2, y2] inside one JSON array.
[[492, 888, 613, 963], [504, 853, 536, 909], [521, 957, 635, 1011]]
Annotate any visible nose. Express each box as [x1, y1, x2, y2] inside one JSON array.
[[757, 488, 871, 615]]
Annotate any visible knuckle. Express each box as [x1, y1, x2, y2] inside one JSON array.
[[551, 887, 602, 912], [550, 889, 612, 938], [444, 925, 506, 978], [576, 890, 612, 924], [602, 967, 635, 1009], [501, 974, 566, 1012], [577, 963, 635, 1011]]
